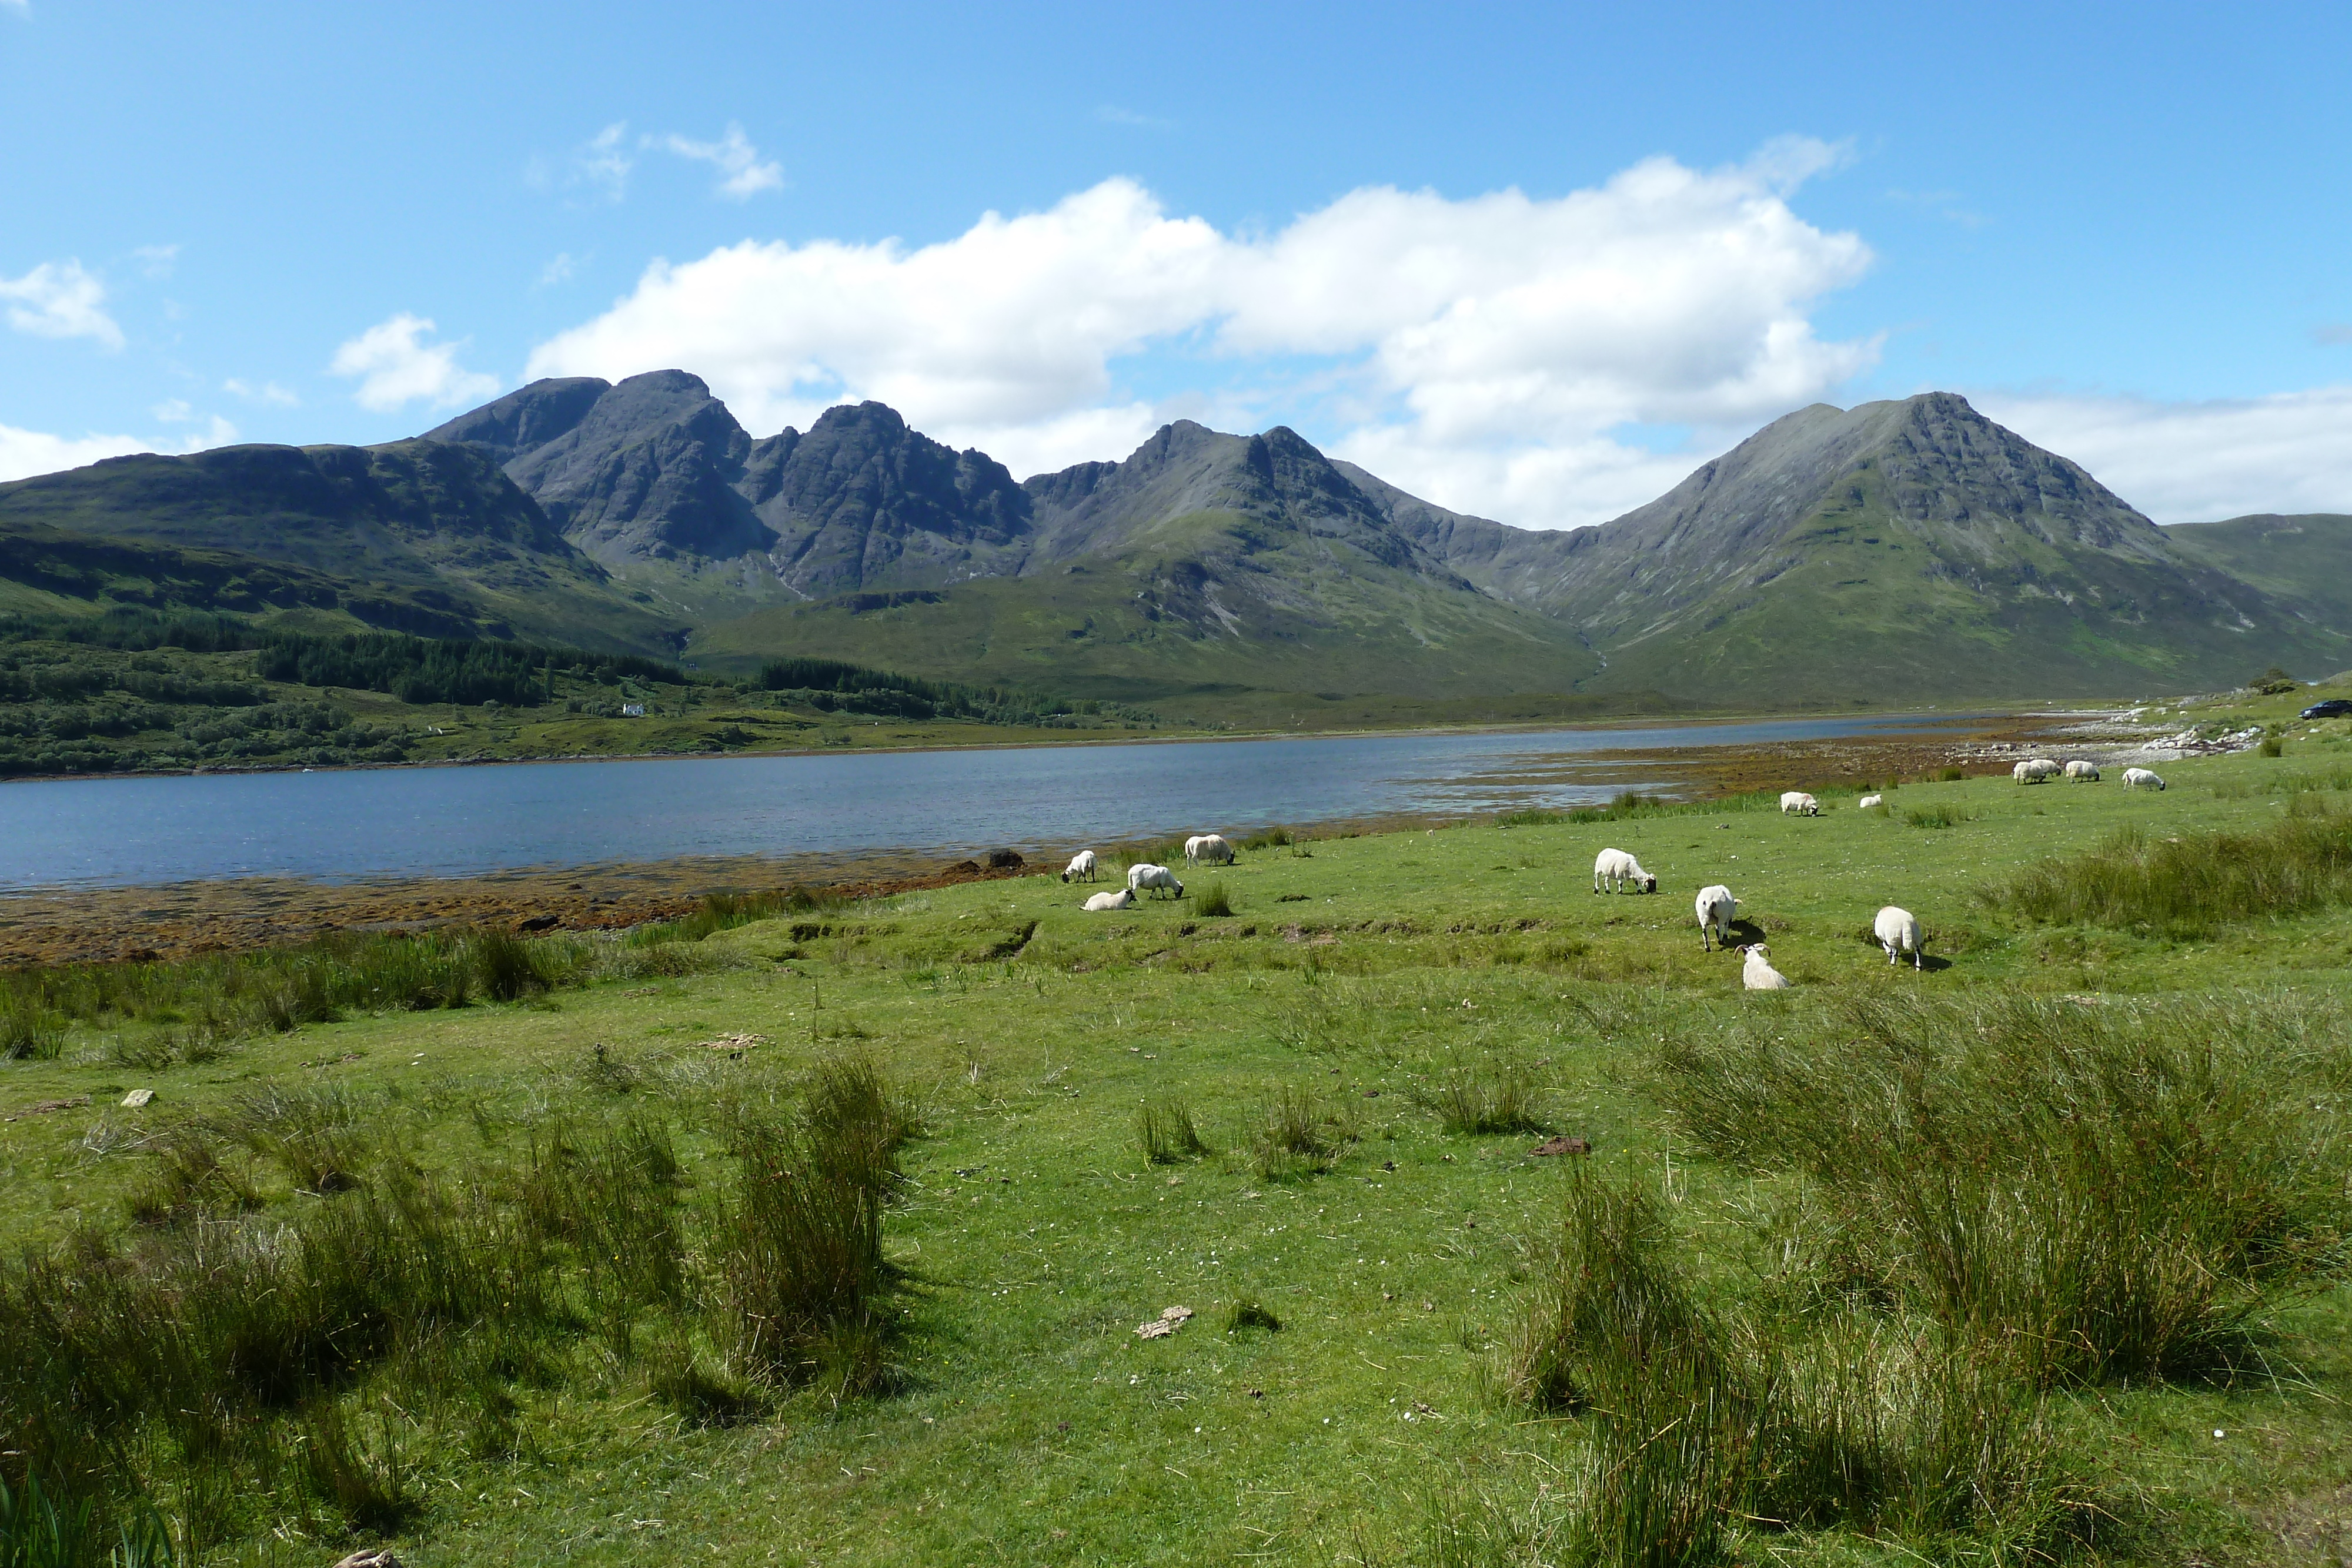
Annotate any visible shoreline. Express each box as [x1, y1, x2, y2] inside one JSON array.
[[0, 700, 2113, 788], [0, 708, 2134, 968]]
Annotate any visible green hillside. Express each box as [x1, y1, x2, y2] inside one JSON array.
[[691, 506, 1610, 717], [2166, 513, 2352, 643], [0, 442, 684, 656]]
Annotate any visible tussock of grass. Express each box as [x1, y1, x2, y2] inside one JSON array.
[[1247, 1085, 1357, 1181], [710, 1057, 916, 1400], [630, 885, 848, 947], [1224, 1299, 1282, 1333], [1651, 990, 2352, 1383], [1194, 881, 1235, 918], [1905, 803, 1972, 829], [1136, 1098, 1209, 1165], [1415, 1054, 1546, 1135], [1989, 798, 2352, 935]]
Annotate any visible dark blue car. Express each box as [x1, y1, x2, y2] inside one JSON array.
[[2301, 699, 2352, 720]]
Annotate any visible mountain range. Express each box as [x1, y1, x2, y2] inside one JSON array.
[[2, 370, 2346, 710]]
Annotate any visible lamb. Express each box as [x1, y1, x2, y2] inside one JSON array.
[[1741, 943, 1792, 989], [1127, 863, 1185, 900], [2064, 760, 2101, 782], [1779, 791, 1820, 815], [1695, 884, 1738, 951], [2012, 758, 2063, 784], [1857, 793, 1883, 810], [1592, 847, 1657, 894], [2122, 767, 2166, 791], [1185, 834, 1235, 866], [1082, 888, 1135, 911], [1060, 851, 1099, 884], [1873, 905, 1924, 970]]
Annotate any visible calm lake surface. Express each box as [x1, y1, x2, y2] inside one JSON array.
[[3, 715, 1953, 891]]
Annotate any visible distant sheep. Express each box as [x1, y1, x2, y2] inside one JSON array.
[[1185, 834, 1235, 866], [2012, 758, 2063, 784], [1082, 888, 1135, 911], [2064, 760, 2101, 782], [1061, 851, 1098, 884], [1592, 847, 1657, 894], [1857, 793, 1883, 810], [2122, 767, 2166, 790], [1779, 791, 1820, 815], [1695, 884, 1738, 951], [1741, 943, 1792, 989], [1127, 863, 1185, 900], [1874, 905, 1924, 970]]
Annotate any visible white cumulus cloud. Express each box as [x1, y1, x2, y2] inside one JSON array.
[[1977, 385, 2352, 525], [527, 145, 1875, 526], [662, 123, 783, 200], [0, 424, 146, 481], [329, 313, 499, 413], [0, 259, 125, 350]]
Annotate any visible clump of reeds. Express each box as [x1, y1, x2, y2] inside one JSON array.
[[1988, 801, 2352, 935], [1238, 825, 1292, 850], [1247, 1085, 1356, 1181], [0, 994, 65, 1061], [709, 1057, 916, 1400], [1416, 1054, 1546, 1136], [521, 1116, 686, 1353], [1224, 1299, 1282, 1333], [1194, 881, 1235, 918], [1905, 803, 1970, 829], [1650, 989, 2352, 1383], [1137, 1098, 1210, 1165]]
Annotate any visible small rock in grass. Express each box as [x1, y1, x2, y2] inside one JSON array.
[[119, 1088, 155, 1109], [332, 1552, 404, 1568], [1135, 1305, 1194, 1339]]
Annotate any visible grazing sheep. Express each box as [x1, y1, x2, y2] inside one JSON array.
[[1082, 888, 1135, 911], [1857, 793, 1883, 810], [1779, 791, 1820, 815], [1127, 863, 1185, 900], [2122, 767, 2166, 791], [1695, 884, 1738, 951], [1874, 905, 1924, 970], [1185, 834, 1235, 866], [1741, 943, 1792, 989], [1061, 851, 1099, 884], [2064, 760, 2101, 782], [1592, 847, 1658, 894], [2012, 758, 2063, 784]]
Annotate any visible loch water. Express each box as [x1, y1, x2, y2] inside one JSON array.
[[2, 714, 1953, 890]]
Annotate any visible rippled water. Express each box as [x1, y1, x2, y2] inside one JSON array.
[[1, 714, 1950, 890]]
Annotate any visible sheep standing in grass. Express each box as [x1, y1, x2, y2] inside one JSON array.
[[1082, 888, 1135, 911], [1592, 847, 1657, 894], [1742, 943, 1792, 989], [1874, 905, 1925, 970], [2013, 758, 2063, 784], [1185, 834, 1235, 866], [1857, 793, 1883, 810], [1695, 885, 1738, 951], [2123, 767, 2166, 791], [1780, 791, 1820, 815], [2064, 760, 2101, 782], [1128, 863, 1185, 900], [1061, 851, 1099, 884]]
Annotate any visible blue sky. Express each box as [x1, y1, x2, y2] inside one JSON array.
[[4, 1, 2348, 524]]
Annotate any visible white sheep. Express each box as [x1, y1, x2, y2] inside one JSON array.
[[2012, 758, 2062, 784], [1127, 863, 1185, 900], [1874, 905, 1924, 970], [1185, 834, 1235, 865], [2064, 760, 2101, 782], [1779, 791, 1820, 815], [1695, 884, 1738, 951], [1857, 793, 1883, 810], [1061, 851, 1099, 884], [1082, 888, 1135, 911], [2122, 767, 2166, 791], [1741, 943, 1792, 989], [1592, 847, 1657, 894]]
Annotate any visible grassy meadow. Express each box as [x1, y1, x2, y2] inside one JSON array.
[[6, 737, 2352, 1564]]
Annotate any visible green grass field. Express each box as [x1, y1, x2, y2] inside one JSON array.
[[6, 735, 2352, 1565]]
